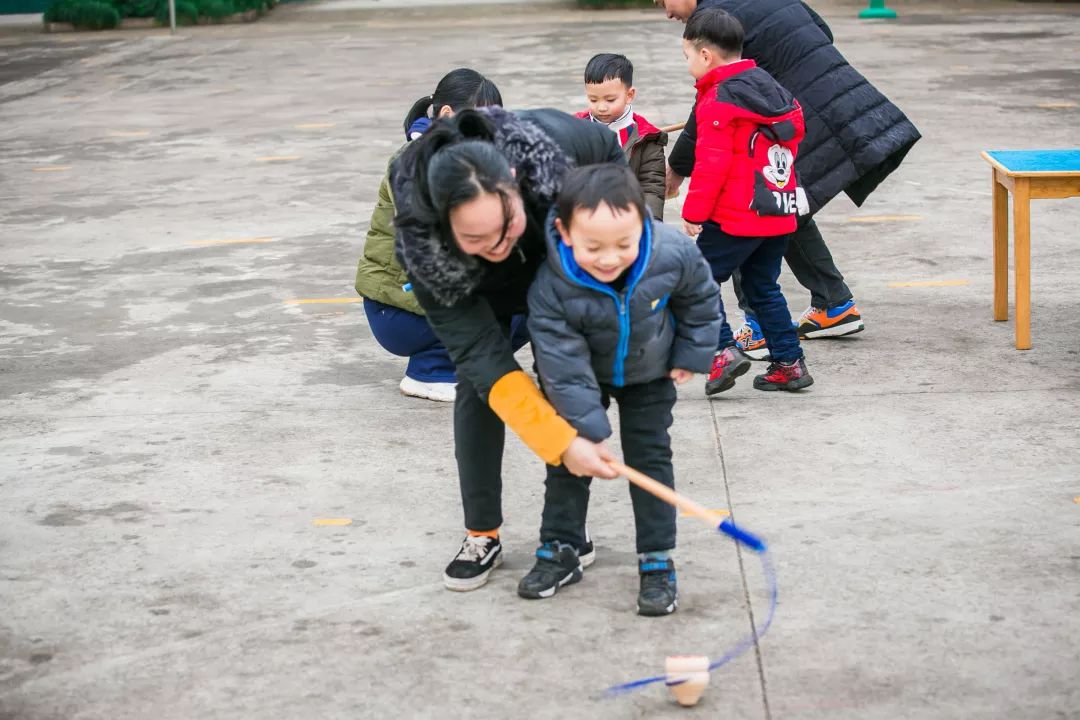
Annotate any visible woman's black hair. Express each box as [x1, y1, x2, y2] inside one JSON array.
[[404, 110, 515, 253], [402, 68, 504, 137]]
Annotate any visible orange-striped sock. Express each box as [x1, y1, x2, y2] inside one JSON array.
[[467, 528, 500, 540]]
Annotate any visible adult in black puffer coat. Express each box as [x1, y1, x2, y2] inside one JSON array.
[[661, 0, 921, 338]]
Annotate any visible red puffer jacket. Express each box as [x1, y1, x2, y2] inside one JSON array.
[[681, 60, 806, 237]]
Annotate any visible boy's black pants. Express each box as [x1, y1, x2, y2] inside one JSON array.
[[539, 377, 677, 555]]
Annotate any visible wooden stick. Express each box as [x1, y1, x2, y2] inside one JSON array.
[[609, 461, 720, 529], [658, 122, 686, 133]]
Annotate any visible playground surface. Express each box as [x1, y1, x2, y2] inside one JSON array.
[[1, 1, 1079, 718]]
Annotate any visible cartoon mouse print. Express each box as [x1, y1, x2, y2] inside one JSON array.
[[762, 144, 794, 189]]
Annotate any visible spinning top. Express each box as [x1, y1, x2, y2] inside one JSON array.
[[665, 655, 710, 707]]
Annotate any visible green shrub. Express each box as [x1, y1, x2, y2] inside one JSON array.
[[44, 0, 120, 27], [154, 0, 197, 24], [193, 0, 234, 17]]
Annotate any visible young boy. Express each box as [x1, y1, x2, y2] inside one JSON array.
[[520, 164, 721, 616], [576, 53, 669, 220], [680, 8, 814, 395]]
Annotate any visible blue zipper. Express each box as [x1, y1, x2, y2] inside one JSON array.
[[555, 219, 653, 387]]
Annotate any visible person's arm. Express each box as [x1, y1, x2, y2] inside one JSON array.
[[801, 1, 834, 42], [412, 281, 577, 465], [680, 103, 736, 224], [527, 277, 612, 444], [667, 106, 697, 179], [667, 240, 723, 373], [638, 139, 668, 221]]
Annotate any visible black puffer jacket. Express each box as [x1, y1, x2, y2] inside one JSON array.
[[528, 211, 720, 442], [391, 107, 626, 401], [670, 0, 920, 214]]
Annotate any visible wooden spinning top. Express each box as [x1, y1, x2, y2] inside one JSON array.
[[665, 655, 710, 707]]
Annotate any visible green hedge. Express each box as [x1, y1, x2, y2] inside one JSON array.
[[45, 0, 275, 28]]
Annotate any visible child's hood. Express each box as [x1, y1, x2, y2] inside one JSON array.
[[541, 207, 656, 293], [697, 60, 801, 125]]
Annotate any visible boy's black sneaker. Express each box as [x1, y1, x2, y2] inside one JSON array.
[[517, 542, 583, 599], [443, 534, 503, 592], [706, 346, 752, 395], [638, 558, 678, 616], [753, 358, 814, 392], [578, 528, 595, 569]]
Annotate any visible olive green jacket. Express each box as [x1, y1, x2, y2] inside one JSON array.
[[354, 150, 424, 315]]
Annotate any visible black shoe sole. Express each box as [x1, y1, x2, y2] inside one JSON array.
[[799, 318, 865, 339], [753, 374, 815, 392], [517, 566, 583, 600], [705, 357, 752, 396]]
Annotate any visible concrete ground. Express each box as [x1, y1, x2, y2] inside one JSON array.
[[2, 1, 1080, 718]]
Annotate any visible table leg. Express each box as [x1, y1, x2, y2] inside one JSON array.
[[992, 171, 1009, 321], [1013, 179, 1031, 350]]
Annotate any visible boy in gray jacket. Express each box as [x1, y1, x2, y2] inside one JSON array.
[[519, 164, 721, 616]]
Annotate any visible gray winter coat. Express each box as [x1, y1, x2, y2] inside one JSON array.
[[527, 212, 721, 442]]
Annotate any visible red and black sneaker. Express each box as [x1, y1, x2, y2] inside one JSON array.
[[705, 346, 753, 396], [753, 358, 814, 392]]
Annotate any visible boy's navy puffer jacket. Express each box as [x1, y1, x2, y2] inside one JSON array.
[[527, 211, 721, 442]]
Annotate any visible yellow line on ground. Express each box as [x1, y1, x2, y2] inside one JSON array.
[[33, 166, 73, 172], [848, 215, 922, 223], [109, 130, 151, 137], [283, 298, 362, 305], [295, 123, 337, 129], [681, 508, 730, 519], [888, 279, 970, 288], [187, 236, 276, 247], [313, 518, 353, 527], [257, 155, 301, 162], [1036, 102, 1077, 109]]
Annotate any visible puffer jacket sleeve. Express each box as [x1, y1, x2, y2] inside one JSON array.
[[801, 2, 833, 42], [414, 281, 579, 464], [527, 271, 612, 444], [667, 234, 722, 374], [681, 101, 736, 224], [638, 138, 668, 221], [668, 106, 697, 178]]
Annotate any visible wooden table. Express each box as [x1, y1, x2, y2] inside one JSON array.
[[982, 149, 1080, 349]]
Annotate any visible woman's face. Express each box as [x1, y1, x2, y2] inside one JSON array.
[[449, 188, 527, 263]]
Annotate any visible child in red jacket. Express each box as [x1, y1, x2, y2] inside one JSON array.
[[680, 7, 813, 394]]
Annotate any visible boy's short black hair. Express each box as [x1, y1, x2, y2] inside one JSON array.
[[683, 7, 744, 57], [584, 53, 634, 87], [557, 164, 647, 229]]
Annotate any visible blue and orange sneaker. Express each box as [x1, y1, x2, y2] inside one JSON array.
[[734, 316, 770, 360], [797, 300, 864, 339]]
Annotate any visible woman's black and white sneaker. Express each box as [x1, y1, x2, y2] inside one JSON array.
[[637, 558, 678, 616], [517, 542, 583, 599], [443, 534, 503, 592]]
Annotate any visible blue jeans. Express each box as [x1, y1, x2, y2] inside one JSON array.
[[696, 224, 803, 364], [363, 298, 530, 383]]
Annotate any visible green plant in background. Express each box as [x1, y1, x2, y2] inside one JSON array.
[[44, 0, 273, 29], [44, 0, 120, 27]]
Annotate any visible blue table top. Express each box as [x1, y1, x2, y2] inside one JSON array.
[[986, 149, 1080, 174]]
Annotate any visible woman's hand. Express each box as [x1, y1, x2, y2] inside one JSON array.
[[682, 222, 702, 237], [669, 368, 693, 385], [665, 165, 685, 199], [561, 437, 618, 479]]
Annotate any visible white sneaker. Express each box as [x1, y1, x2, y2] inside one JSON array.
[[399, 376, 456, 403]]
